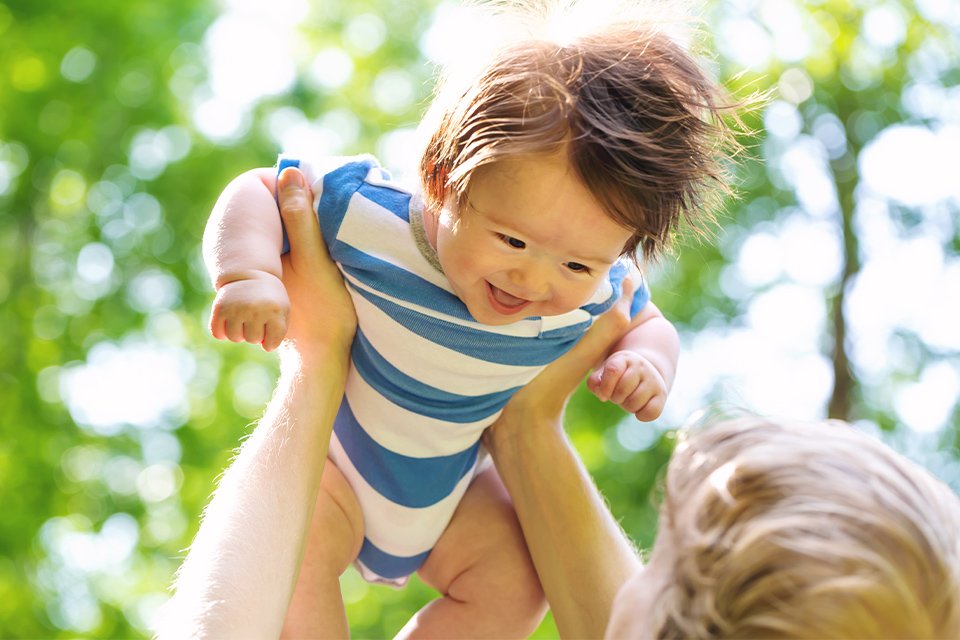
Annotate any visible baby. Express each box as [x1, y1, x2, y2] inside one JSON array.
[[203, 1, 735, 635]]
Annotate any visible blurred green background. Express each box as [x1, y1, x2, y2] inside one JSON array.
[[1, 0, 958, 636]]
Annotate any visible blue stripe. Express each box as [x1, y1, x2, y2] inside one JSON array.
[[348, 279, 585, 366], [631, 283, 650, 317], [356, 182, 411, 223], [316, 160, 377, 250], [334, 399, 480, 508], [275, 157, 376, 254], [278, 157, 300, 172], [581, 262, 650, 317], [336, 244, 475, 321], [358, 537, 430, 580], [351, 329, 517, 423]]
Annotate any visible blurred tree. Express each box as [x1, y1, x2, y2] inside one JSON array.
[[1, 0, 957, 637]]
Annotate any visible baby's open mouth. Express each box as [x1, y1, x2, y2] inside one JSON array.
[[486, 282, 531, 313]]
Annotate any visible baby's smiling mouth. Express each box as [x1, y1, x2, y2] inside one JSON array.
[[486, 282, 531, 313]]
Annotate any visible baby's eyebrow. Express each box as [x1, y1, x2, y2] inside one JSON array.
[[569, 251, 618, 265], [566, 248, 620, 265]]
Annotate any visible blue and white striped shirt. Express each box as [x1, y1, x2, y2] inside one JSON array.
[[278, 154, 649, 584]]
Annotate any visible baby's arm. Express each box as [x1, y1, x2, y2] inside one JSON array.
[[586, 301, 679, 421], [203, 167, 289, 351]]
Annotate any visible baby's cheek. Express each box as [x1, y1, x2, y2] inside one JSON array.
[[565, 281, 606, 311]]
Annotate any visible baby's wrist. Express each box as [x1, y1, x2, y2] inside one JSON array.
[[215, 269, 282, 291]]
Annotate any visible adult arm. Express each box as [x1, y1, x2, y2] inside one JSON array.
[[157, 168, 356, 638], [484, 285, 644, 639]]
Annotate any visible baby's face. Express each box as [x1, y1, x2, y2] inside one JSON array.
[[429, 152, 632, 325]]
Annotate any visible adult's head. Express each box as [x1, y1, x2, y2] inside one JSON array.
[[608, 413, 960, 638]]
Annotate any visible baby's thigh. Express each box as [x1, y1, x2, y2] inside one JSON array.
[[419, 467, 543, 605], [304, 459, 365, 574], [283, 461, 363, 637]]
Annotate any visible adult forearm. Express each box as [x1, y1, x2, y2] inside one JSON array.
[[157, 346, 347, 639], [488, 417, 642, 639]]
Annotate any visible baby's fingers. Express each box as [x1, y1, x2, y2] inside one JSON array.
[[223, 317, 247, 343], [262, 317, 288, 352], [633, 392, 666, 422], [209, 310, 227, 341], [243, 321, 265, 347], [589, 357, 626, 402], [608, 366, 643, 406], [619, 381, 655, 414]]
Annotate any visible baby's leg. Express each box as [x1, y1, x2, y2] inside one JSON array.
[[281, 460, 364, 638], [396, 467, 547, 639]]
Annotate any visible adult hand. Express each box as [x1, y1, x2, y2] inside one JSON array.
[[481, 280, 642, 639], [486, 278, 636, 442], [276, 167, 357, 361]]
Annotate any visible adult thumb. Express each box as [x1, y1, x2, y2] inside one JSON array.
[[277, 167, 322, 270]]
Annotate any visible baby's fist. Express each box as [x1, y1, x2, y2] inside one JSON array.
[[209, 275, 290, 351], [587, 350, 667, 422]]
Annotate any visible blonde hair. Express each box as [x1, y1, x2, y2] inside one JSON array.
[[652, 412, 960, 639], [419, 0, 740, 261]]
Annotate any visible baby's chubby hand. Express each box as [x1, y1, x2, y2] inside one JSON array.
[[209, 272, 290, 352], [587, 350, 667, 422]]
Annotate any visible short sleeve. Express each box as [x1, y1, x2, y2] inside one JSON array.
[[625, 265, 650, 318], [274, 153, 377, 254], [606, 260, 650, 318], [578, 259, 651, 320]]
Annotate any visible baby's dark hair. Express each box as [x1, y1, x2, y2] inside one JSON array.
[[420, 2, 740, 261]]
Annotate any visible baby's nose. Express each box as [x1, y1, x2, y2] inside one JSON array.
[[508, 264, 550, 300]]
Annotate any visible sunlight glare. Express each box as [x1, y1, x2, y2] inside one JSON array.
[[860, 124, 960, 206], [61, 340, 195, 435], [894, 362, 960, 433], [862, 4, 907, 50], [778, 136, 839, 217], [717, 17, 772, 70], [760, 0, 811, 62]]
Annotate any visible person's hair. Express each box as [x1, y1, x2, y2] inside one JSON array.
[[419, 1, 742, 262], [651, 412, 960, 638]]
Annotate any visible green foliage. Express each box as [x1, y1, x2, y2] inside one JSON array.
[[2, 0, 957, 636]]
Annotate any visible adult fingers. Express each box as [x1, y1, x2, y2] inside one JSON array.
[[522, 278, 635, 405], [276, 167, 323, 272]]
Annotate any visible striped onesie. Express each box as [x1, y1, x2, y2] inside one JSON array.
[[277, 154, 649, 585]]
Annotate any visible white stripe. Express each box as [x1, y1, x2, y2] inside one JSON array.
[[363, 165, 409, 190], [586, 272, 615, 305], [345, 367, 495, 457], [347, 283, 544, 395], [344, 272, 544, 339], [280, 153, 356, 191], [538, 307, 593, 332], [329, 434, 476, 558], [338, 192, 453, 292]]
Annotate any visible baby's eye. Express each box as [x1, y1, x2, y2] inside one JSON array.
[[498, 234, 526, 249], [566, 262, 592, 275]]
